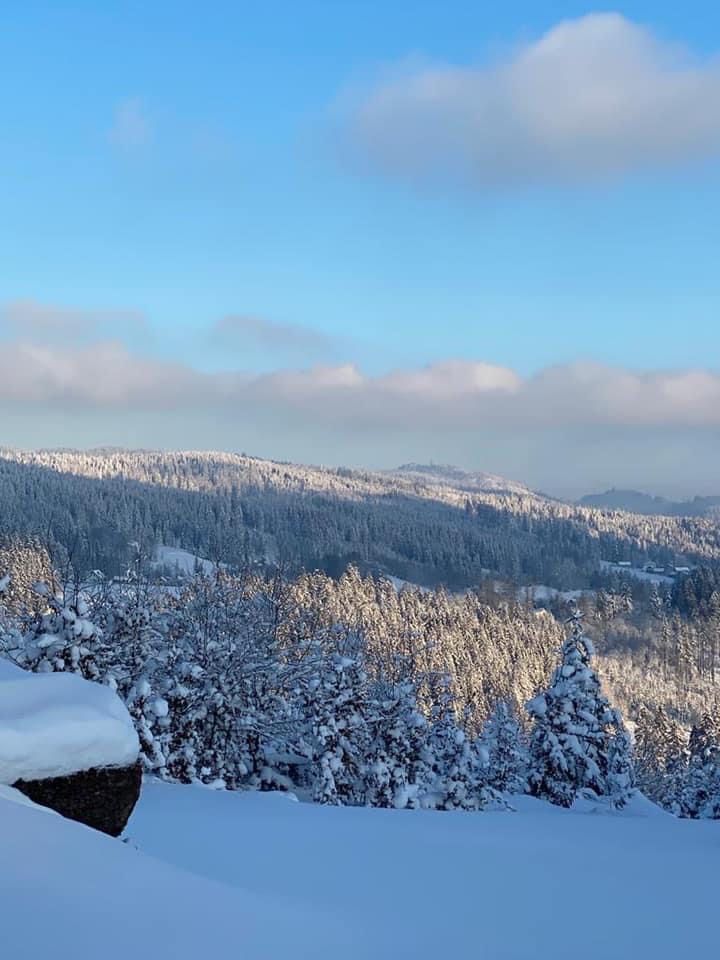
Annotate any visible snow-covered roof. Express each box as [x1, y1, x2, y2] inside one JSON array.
[[0, 659, 139, 784]]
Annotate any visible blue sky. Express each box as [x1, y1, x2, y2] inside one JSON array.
[[1, 2, 720, 493]]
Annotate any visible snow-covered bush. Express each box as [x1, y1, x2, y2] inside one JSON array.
[[363, 677, 431, 810], [309, 654, 370, 805], [13, 591, 107, 682]]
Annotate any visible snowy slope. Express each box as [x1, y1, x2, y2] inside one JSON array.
[[0, 785, 355, 960], [129, 781, 720, 960], [391, 462, 533, 496], [0, 660, 138, 784], [151, 545, 216, 577]]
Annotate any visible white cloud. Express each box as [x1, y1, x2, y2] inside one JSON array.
[[254, 359, 720, 431], [380, 360, 520, 398], [0, 338, 718, 430], [0, 301, 147, 343], [108, 98, 152, 150], [212, 315, 338, 355], [0, 341, 202, 407], [347, 13, 720, 185]]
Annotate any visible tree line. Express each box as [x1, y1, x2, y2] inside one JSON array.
[[2, 559, 719, 818]]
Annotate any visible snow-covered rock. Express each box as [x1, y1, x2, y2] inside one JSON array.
[[0, 659, 139, 785], [0, 658, 141, 835]]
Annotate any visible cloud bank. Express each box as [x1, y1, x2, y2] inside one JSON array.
[[347, 13, 720, 186], [2, 300, 718, 496], [0, 336, 718, 430]]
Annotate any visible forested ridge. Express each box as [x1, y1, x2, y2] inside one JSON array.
[[2, 448, 719, 589]]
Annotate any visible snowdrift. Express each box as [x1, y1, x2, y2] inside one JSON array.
[[0, 785, 352, 960]]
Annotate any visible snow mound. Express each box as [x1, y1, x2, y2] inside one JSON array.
[[0, 784, 352, 960], [0, 659, 139, 784]]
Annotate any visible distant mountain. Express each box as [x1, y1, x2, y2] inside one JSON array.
[[390, 463, 533, 497], [579, 488, 720, 518], [578, 489, 677, 515]]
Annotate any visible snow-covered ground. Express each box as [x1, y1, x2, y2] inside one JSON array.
[[151, 545, 217, 577], [125, 780, 719, 960], [387, 574, 430, 593], [600, 560, 675, 585], [0, 784, 350, 960], [3, 773, 719, 958], [517, 584, 593, 603], [0, 660, 138, 784]]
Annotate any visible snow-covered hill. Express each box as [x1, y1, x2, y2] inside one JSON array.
[[2, 448, 718, 589], [391, 462, 533, 496], [150, 544, 217, 578]]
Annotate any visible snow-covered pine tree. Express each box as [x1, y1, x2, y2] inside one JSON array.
[[663, 733, 691, 815], [606, 726, 635, 808], [480, 701, 529, 795], [633, 705, 663, 800], [677, 712, 720, 819], [424, 675, 487, 810], [527, 612, 623, 807], [634, 706, 689, 810]]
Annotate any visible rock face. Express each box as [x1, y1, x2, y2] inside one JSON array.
[[14, 761, 142, 837]]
